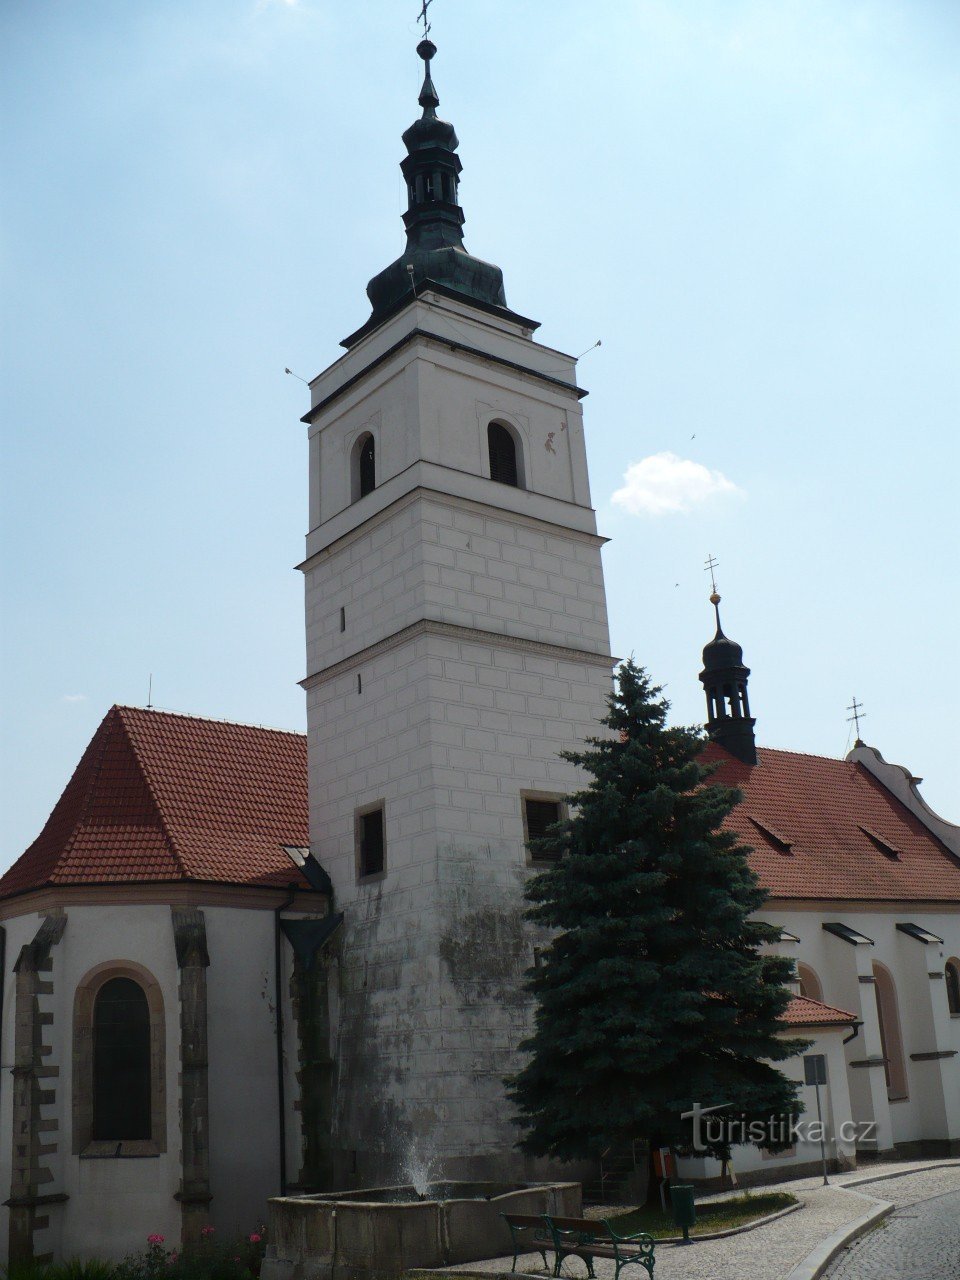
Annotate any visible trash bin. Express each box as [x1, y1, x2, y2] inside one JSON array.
[[670, 1183, 696, 1243]]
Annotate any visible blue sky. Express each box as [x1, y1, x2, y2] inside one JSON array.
[[2, 0, 958, 866]]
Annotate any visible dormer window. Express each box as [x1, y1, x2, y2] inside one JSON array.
[[748, 816, 793, 854], [858, 825, 901, 860]]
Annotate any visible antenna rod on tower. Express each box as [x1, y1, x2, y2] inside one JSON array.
[[147, 674, 153, 709]]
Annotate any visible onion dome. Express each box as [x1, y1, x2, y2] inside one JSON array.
[[345, 39, 513, 347]]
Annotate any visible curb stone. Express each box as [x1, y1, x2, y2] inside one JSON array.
[[780, 1189, 892, 1280], [834, 1158, 960, 1192], [658, 1198, 802, 1245]]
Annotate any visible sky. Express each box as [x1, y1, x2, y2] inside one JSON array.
[[2, 0, 958, 867]]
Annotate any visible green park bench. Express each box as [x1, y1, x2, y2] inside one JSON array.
[[501, 1212, 656, 1279], [501, 1213, 552, 1272]]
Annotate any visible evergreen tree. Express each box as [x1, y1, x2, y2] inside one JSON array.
[[508, 660, 807, 1162]]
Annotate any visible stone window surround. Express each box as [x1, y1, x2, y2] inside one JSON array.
[[355, 799, 387, 884], [520, 790, 568, 866], [72, 960, 167, 1157]]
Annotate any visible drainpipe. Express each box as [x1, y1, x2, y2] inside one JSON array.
[[275, 884, 298, 1196], [843, 1021, 863, 1046]]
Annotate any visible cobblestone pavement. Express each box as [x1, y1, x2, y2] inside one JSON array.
[[449, 1163, 960, 1280], [822, 1182, 960, 1279]]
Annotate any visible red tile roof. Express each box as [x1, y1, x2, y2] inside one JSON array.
[[704, 743, 960, 902], [782, 995, 858, 1028], [1, 706, 311, 899]]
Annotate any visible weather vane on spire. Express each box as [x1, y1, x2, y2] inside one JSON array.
[[847, 696, 866, 741], [705, 553, 720, 603], [417, 0, 434, 37]]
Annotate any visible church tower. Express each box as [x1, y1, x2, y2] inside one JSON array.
[[699, 590, 757, 765], [301, 38, 614, 1186]]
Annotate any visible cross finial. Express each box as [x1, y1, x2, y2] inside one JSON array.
[[847, 696, 866, 741], [705, 554, 720, 596], [418, 0, 434, 37]]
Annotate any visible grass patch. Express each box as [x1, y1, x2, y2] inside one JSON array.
[[601, 1190, 797, 1239]]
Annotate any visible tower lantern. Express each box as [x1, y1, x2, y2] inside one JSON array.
[[699, 589, 758, 765]]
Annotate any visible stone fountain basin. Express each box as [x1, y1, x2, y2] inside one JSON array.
[[262, 1180, 581, 1280]]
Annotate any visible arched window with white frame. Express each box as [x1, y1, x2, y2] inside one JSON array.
[[487, 420, 524, 489], [351, 432, 376, 502]]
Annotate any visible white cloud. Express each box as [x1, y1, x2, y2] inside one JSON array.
[[611, 452, 744, 517], [62, 694, 87, 703]]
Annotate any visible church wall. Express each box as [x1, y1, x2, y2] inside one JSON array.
[[204, 907, 285, 1238], [765, 905, 960, 1155], [0, 899, 326, 1262], [0, 904, 184, 1261]]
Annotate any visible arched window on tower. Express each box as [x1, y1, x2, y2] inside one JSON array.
[[93, 977, 151, 1140], [946, 959, 960, 1017], [352, 433, 376, 502], [488, 421, 522, 488]]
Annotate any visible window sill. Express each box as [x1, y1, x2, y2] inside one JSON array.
[[80, 1140, 162, 1159], [357, 871, 386, 885]]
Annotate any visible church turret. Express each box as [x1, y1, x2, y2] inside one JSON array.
[[352, 38, 509, 345], [699, 589, 757, 765]]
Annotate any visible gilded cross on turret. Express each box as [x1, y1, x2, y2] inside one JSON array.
[[704, 554, 720, 605]]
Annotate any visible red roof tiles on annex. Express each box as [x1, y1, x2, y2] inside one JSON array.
[[0, 705, 310, 899], [704, 742, 960, 903], [782, 994, 858, 1027]]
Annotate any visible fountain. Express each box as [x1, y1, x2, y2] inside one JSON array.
[[261, 1177, 581, 1280]]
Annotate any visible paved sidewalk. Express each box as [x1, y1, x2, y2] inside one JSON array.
[[448, 1162, 960, 1280]]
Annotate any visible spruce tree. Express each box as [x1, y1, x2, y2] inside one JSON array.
[[508, 660, 807, 1162]]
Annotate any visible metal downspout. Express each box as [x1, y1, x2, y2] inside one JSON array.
[[275, 884, 298, 1196]]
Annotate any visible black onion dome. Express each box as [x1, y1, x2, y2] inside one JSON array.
[[702, 628, 746, 671], [348, 38, 511, 345]]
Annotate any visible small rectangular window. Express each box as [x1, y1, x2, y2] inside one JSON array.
[[522, 794, 564, 864], [340, 606, 346, 633], [357, 805, 385, 879]]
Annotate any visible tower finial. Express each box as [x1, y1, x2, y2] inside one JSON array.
[[846, 696, 866, 746], [705, 553, 722, 626], [346, 0, 510, 347], [416, 35, 439, 118]]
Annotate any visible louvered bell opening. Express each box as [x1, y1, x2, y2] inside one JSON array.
[[488, 422, 519, 487]]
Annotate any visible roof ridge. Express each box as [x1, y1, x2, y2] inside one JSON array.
[[116, 704, 306, 739], [115, 706, 189, 880], [757, 746, 850, 765]]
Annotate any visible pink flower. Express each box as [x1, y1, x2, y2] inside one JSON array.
[[249, 1234, 262, 1244], [200, 1226, 215, 1238], [147, 1234, 165, 1246]]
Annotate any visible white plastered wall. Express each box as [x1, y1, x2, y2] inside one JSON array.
[[0, 900, 318, 1261]]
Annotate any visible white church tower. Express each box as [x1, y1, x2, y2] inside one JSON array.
[[301, 37, 614, 1186]]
